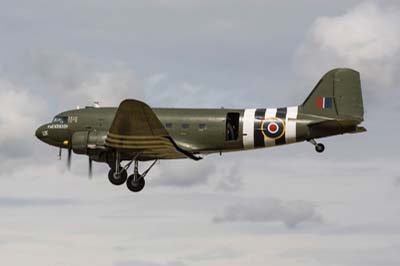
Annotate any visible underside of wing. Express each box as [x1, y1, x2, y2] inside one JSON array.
[[105, 99, 201, 161]]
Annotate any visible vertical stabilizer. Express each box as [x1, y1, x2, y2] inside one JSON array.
[[300, 68, 364, 122]]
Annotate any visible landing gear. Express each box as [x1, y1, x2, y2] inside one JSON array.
[[108, 151, 128, 185], [315, 143, 325, 153], [108, 167, 128, 186], [126, 159, 158, 192], [127, 175, 145, 192], [108, 151, 158, 192], [308, 139, 325, 153]]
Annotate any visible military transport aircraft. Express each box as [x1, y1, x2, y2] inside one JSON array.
[[35, 68, 366, 192]]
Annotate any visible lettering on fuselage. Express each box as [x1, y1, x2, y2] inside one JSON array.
[[48, 124, 69, 129], [68, 116, 78, 123]]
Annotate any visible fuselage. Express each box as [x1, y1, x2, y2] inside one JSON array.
[[35, 104, 346, 161]]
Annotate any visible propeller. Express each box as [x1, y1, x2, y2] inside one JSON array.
[[64, 136, 93, 179], [89, 157, 93, 178], [67, 146, 72, 170]]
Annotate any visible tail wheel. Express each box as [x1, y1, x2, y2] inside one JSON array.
[[108, 168, 128, 185], [126, 175, 145, 192], [315, 143, 325, 153]]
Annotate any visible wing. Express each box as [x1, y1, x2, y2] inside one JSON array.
[[105, 99, 201, 161]]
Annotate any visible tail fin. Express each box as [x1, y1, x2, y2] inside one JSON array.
[[301, 68, 364, 122]]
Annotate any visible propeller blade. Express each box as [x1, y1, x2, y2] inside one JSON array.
[[67, 147, 72, 170], [89, 158, 93, 179]]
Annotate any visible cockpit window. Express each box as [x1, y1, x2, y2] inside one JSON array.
[[53, 116, 68, 124]]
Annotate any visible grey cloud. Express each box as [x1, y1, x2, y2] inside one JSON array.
[[213, 198, 323, 228], [0, 197, 77, 208], [150, 160, 216, 188], [150, 159, 243, 191], [394, 176, 400, 186], [215, 161, 242, 191], [15, 50, 144, 108], [325, 224, 400, 235], [185, 248, 242, 261], [283, 244, 400, 266], [114, 260, 185, 266]]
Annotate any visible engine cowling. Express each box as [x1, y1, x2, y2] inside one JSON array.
[[71, 130, 107, 154]]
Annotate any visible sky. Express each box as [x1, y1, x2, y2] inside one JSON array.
[[0, 0, 399, 265]]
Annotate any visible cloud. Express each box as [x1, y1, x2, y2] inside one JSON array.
[[295, 2, 400, 90], [185, 248, 242, 261], [215, 160, 243, 191], [150, 160, 216, 188], [114, 260, 185, 266], [150, 159, 243, 191], [394, 176, 400, 186], [25, 50, 144, 107], [213, 198, 323, 228], [0, 78, 45, 159], [0, 196, 76, 207], [283, 244, 400, 266]]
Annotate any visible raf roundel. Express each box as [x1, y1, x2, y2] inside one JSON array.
[[261, 118, 286, 139]]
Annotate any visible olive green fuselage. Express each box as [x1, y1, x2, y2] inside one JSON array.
[[36, 105, 361, 163]]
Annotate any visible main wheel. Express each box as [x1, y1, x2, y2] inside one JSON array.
[[108, 168, 128, 185], [126, 175, 145, 192], [315, 143, 325, 153]]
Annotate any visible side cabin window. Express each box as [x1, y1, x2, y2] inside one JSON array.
[[226, 113, 239, 141], [53, 116, 68, 124], [181, 123, 190, 129], [198, 123, 207, 131], [165, 122, 173, 128]]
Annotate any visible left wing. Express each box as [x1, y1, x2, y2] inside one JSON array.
[[105, 99, 201, 161]]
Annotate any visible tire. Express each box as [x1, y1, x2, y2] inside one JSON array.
[[108, 168, 128, 186], [315, 143, 325, 153], [126, 175, 145, 192]]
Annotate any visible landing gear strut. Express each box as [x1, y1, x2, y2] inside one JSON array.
[[108, 151, 128, 185], [308, 139, 325, 153], [126, 159, 158, 192], [107, 151, 158, 192]]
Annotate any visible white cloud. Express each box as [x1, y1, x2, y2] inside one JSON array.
[[0, 78, 45, 158], [295, 2, 400, 89], [213, 198, 323, 228]]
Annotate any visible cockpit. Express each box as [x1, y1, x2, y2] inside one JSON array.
[[52, 116, 68, 124]]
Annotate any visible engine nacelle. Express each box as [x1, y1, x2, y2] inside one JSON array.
[[71, 130, 107, 154]]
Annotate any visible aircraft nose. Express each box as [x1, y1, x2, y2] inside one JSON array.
[[35, 125, 47, 140]]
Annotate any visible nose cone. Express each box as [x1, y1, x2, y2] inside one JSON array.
[[35, 125, 47, 141]]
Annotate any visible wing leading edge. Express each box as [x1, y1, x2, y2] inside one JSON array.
[[105, 99, 201, 161]]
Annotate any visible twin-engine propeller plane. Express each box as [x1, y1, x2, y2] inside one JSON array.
[[36, 68, 366, 192]]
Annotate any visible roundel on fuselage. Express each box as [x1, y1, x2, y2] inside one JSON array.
[[261, 118, 286, 139]]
